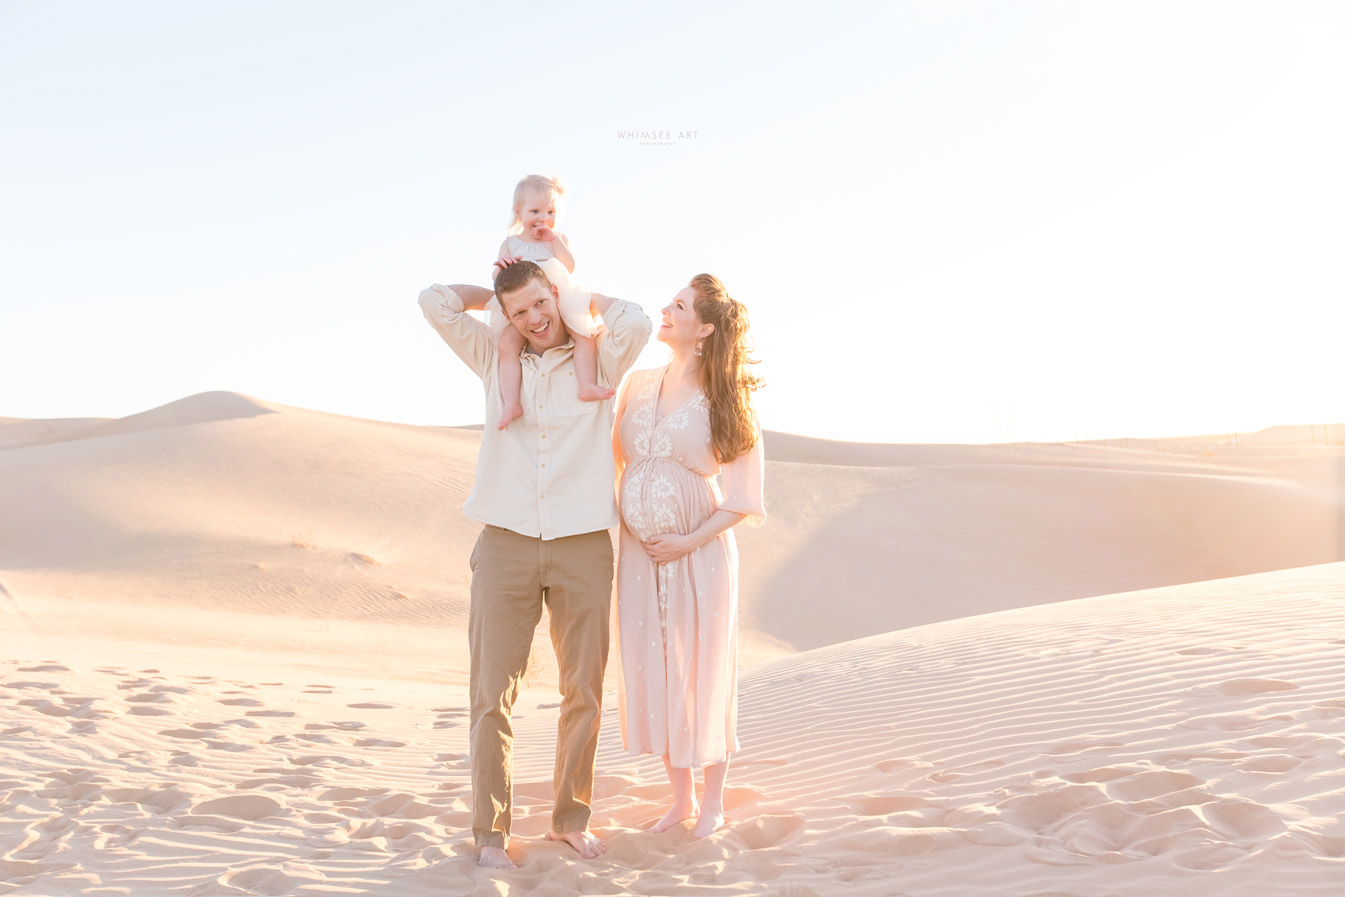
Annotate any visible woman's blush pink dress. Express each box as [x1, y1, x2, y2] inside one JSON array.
[[613, 366, 766, 768]]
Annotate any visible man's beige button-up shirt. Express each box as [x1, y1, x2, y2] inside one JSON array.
[[418, 284, 652, 541]]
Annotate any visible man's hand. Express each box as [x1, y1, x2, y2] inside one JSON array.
[[642, 532, 697, 565]]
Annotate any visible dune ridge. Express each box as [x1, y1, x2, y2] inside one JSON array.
[[2, 393, 1342, 674]]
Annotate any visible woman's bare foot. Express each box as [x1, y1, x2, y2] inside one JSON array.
[[652, 800, 699, 833], [478, 845, 516, 869], [497, 401, 524, 430], [546, 829, 606, 859], [692, 809, 725, 839]]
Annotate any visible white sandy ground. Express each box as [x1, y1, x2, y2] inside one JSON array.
[[1, 564, 1342, 896], [1, 393, 1344, 895]]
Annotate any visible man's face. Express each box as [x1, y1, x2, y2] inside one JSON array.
[[498, 276, 567, 353]]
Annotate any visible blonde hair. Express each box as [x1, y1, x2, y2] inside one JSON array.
[[690, 274, 763, 463], [508, 174, 566, 235]]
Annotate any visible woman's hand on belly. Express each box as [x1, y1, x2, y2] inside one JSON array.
[[642, 532, 697, 565]]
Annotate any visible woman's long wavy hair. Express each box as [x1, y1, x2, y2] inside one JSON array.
[[690, 274, 763, 464]]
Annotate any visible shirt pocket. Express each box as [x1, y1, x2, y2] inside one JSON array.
[[552, 367, 603, 417]]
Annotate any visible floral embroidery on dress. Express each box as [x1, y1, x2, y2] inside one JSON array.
[[619, 368, 711, 649]]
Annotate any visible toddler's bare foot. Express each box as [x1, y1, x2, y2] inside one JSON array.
[[546, 829, 606, 859], [497, 401, 524, 430], [692, 809, 725, 839], [652, 800, 698, 833], [577, 384, 616, 402], [478, 845, 516, 869]]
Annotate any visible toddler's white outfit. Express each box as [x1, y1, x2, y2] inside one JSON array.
[[487, 235, 598, 339]]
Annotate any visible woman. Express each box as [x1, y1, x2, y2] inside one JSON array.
[[613, 273, 765, 838]]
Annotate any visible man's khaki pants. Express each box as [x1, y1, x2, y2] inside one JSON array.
[[468, 524, 614, 849]]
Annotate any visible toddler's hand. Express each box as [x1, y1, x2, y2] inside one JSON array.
[[493, 253, 520, 272], [532, 225, 556, 242]]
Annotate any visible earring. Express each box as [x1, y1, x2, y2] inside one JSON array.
[[694, 338, 704, 357]]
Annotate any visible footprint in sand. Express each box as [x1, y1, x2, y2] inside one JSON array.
[[365, 793, 438, 819], [434, 752, 471, 770], [237, 773, 323, 789], [36, 779, 102, 801], [319, 787, 388, 805], [104, 786, 194, 814], [847, 796, 932, 817], [219, 865, 325, 894], [347, 702, 396, 710], [1201, 799, 1286, 840], [1062, 766, 1140, 784], [288, 755, 370, 768], [194, 794, 284, 821], [997, 784, 1110, 830], [305, 720, 365, 731], [1106, 770, 1205, 802], [1239, 755, 1303, 773], [1171, 842, 1252, 871], [0, 860, 79, 885], [1213, 678, 1299, 695], [17, 664, 69, 673], [129, 706, 174, 716], [731, 814, 805, 850]]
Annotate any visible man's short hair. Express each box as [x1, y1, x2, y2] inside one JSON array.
[[494, 261, 552, 301]]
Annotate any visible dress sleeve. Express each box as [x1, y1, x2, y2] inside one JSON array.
[[716, 429, 766, 527]]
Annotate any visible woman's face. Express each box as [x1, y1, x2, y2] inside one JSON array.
[[658, 287, 706, 347]]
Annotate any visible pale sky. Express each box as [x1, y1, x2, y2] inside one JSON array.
[[3, 1, 1342, 443]]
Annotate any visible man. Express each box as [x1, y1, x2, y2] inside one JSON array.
[[417, 261, 652, 869]]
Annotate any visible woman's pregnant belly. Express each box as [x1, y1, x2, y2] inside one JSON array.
[[619, 458, 718, 543]]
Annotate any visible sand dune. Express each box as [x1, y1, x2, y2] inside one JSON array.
[[2, 392, 1341, 677], [2, 564, 1341, 896]]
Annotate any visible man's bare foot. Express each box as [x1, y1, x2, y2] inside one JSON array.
[[546, 829, 606, 859], [692, 809, 725, 839], [497, 401, 524, 430], [478, 845, 516, 869], [577, 384, 616, 402], [652, 801, 698, 833]]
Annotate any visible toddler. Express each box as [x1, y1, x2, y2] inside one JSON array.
[[487, 175, 612, 428]]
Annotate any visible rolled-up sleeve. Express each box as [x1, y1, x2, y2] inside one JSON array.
[[717, 431, 766, 527], [595, 299, 653, 387], [418, 284, 494, 381]]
